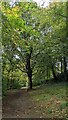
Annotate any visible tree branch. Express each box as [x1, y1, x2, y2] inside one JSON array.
[[16, 65, 25, 73], [55, 13, 67, 18]]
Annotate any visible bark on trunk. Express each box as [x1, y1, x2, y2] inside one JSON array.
[[61, 57, 63, 73], [26, 47, 33, 89], [47, 66, 49, 79], [52, 64, 58, 82], [63, 57, 67, 82], [28, 69, 32, 89], [7, 79, 9, 89]]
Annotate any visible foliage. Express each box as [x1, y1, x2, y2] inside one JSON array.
[[1, 1, 67, 93]]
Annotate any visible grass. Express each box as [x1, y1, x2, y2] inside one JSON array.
[[29, 82, 67, 118], [3, 81, 68, 118]]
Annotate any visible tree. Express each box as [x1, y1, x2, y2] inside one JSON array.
[[2, 1, 67, 94], [2, 2, 41, 90]]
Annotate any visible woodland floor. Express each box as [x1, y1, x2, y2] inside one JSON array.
[[2, 82, 68, 119]]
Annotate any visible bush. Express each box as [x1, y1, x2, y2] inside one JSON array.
[[33, 79, 47, 86], [10, 80, 22, 89], [2, 77, 7, 96]]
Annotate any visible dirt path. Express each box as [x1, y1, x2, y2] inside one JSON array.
[[2, 89, 42, 118], [2, 83, 67, 118]]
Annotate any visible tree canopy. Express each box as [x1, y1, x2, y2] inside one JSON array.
[[1, 1, 68, 94]]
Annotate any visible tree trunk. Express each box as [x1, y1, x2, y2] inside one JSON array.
[[26, 47, 33, 89], [10, 78, 12, 89], [28, 69, 32, 89], [61, 57, 63, 73], [52, 64, 58, 82], [47, 66, 49, 79], [63, 57, 67, 82], [7, 79, 9, 89]]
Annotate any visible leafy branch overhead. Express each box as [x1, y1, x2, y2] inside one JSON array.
[[2, 1, 68, 91]]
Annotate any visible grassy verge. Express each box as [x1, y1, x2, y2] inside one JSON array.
[[29, 82, 67, 118]]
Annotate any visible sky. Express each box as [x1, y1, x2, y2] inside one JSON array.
[[10, 0, 67, 8], [10, 0, 51, 8], [33, 0, 51, 7]]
